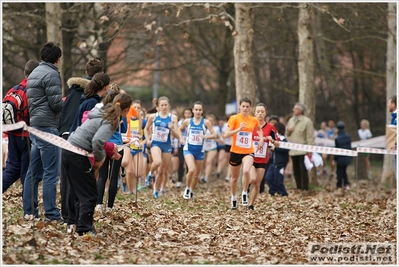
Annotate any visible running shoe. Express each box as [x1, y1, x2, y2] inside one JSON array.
[[248, 205, 254, 211], [153, 190, 159, 199], [241, 194, 248, 206], [67, 224, 75, 234], [183, 188, 190, 199], [146, 172, 153, 187], [231, 200, 237, 210]]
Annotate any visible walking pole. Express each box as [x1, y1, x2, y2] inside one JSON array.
[[135, 151, 139, 205], [355, 146, 359, 198], [108, 158, 115, 208]]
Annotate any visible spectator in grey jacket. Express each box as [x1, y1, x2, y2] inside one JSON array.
[[23, 42, 64, 222], [63, 93, 132, 236]]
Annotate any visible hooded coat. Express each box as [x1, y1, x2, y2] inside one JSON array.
[[59, 77, 91, 135]]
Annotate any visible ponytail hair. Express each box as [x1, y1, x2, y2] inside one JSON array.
[[102, 88, 120, 105], [103, 93, 133, 130], [147, 98, 159, 114], [84, 72, 110, 99]]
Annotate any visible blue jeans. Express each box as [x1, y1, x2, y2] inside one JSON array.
[[23, 127, 61, 219]]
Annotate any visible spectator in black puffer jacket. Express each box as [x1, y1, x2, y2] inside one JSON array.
[[59, 57, 103, 223], [334, 121, 352, 190], [59, 57, 104, 139]]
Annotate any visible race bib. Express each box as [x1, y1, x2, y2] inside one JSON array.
[[152, 126, 170, 142], [236, 131, 252, 148], [203, 139, 216, 151], [254, 141, 267, 158], [188, 130, 203, 145]]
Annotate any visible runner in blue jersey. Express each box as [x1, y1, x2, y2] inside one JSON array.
[[144, 96, 182, 198], [178, 101, 216, 199]]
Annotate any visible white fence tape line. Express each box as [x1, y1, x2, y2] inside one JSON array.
[[356, 146, 397, 155], [278, 141, 358, 157], [2, 122, 397, 157], [2, 121, 93, 157], [2, 121, 28, 132], [117, 137, 140, 152]]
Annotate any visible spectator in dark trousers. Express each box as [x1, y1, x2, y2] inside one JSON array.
[[2, 60, 39, 193], [59, 58, 103, 223], [334, 121, 352, 190], [265, 122, 289, 196], [23, 42, 63, 222], [63, 93, 133, 236], [286, 103, 315, 191], [63, 73, 110, 231]]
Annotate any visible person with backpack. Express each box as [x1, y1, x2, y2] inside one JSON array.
[[2, 59, 40, 193], [22, 42, 64, 222]]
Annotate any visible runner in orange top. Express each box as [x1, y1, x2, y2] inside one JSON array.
[[224, 97, 264, 210]]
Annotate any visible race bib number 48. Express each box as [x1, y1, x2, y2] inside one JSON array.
[[236, 131, 252, 148]]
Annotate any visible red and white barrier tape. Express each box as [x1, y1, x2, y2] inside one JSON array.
[[277, 141, 358, 157], [356, 146, 397, 155], [2, 122, 93, 157], [3, 122, 397, 157]]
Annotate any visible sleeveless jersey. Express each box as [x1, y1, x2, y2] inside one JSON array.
[[227, 113, 259, 154], [203, 126, 218, 152], [253, 122, 279, 164], [183, 117, 206, 153], [126, 106, 141, 150], [151, 112, 172, 145]]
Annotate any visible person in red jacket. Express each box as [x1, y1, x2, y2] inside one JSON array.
[[2, 60, 39, 194]]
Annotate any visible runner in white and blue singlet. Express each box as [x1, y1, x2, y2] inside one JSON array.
[[144, 96, 181, 199], [179, 101, 216, 200]]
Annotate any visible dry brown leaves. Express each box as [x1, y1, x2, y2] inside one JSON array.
[[2, 175, 397, 264]]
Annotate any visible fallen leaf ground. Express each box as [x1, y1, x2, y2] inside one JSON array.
[[2, 163, 397, 265]]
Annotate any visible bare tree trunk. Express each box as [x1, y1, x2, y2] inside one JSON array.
[[45, 3, 65, 94], [298, 3, 318, 187], [298, 3, 315, 123], [61, 3, 79, 96], [382, 2, 397, 187], [234, 3, 256, 103]]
